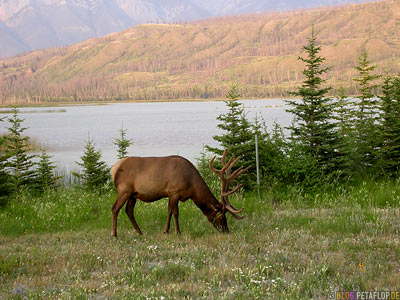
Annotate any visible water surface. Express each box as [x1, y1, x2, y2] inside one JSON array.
[[0, 99, 293, 168]]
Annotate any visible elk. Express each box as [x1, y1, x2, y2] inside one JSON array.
[[111, 150, 250, 237]]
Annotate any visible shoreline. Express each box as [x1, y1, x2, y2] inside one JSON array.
[[0, 96, 294, 108]]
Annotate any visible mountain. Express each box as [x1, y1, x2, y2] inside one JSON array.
[[0, 20, 29, 57], [191, 0, 368, 16], [0, 0, 208, 58], [0, 0, 133, 57], [0, 0, 369, 58], [115, 0, 208, 23], [0, 0, 398, 104]]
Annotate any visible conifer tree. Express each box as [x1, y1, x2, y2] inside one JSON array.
[[354, 51, 380, 122], [286, 27, 338, 175], [335, 86, 353, 136], [35, 147, 60, 192], [205, 83, 254, 185], [0, 117, 12, 202], [352, 51, 381, 173], [5, 108, 36, 191], [376, 75, 400, 175], [114, 123, 133, 159], [333, 86, 355, 177], [73, 137, 110, 190], [254, 120, 286, 186]]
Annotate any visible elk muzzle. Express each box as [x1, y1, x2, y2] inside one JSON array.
[[212, 211, 229, 233]]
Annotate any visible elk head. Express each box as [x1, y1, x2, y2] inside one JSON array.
[[209, 149, 250, 233]]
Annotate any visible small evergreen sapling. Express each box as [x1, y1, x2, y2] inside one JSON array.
[[5, 108, 36, 191], [36, 147, 61, 191], [114, 123, 133, 159], [73, 137, 110, 190]]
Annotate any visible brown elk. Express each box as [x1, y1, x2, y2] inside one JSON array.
[[111, 150, 250, 237]]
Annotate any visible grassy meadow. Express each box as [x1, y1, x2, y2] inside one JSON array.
[[1, 180, 400, 299]]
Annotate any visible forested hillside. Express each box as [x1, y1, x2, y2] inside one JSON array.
[[0, 0, 399, 104]]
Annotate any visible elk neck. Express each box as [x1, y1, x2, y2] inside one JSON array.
[[191, 180, 223, 221]]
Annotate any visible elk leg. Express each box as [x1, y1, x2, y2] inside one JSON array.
[[163, 200, 173, 234], [164, 195, 181, 234], [125, 196, 142, 235], [111, 191, 130, 237], [172, 201, 181, 235]]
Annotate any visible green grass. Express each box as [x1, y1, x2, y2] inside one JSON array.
[[0, 180, 400, 299]]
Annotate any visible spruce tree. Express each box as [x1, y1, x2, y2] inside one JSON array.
[[254, 120, 286, 187], [335, 86, 353, 136], [376, 75, 400, 175], [353, 51, 380, 122], [286, 27, 338, 176], [73, 137, 110, 190], [114, 123, 133, 159], [352, 51, 381, 173], [205, 83, 254, 185], [35, 147, 60, 192], [5, 108, 36, 191], [0, 118, 12, 202], [333, 86, 355, 177]]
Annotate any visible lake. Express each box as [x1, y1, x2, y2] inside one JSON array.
[[0, 99, 293, 169]]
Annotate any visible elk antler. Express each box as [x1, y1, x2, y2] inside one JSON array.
[[209, 149, 250, 219]]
